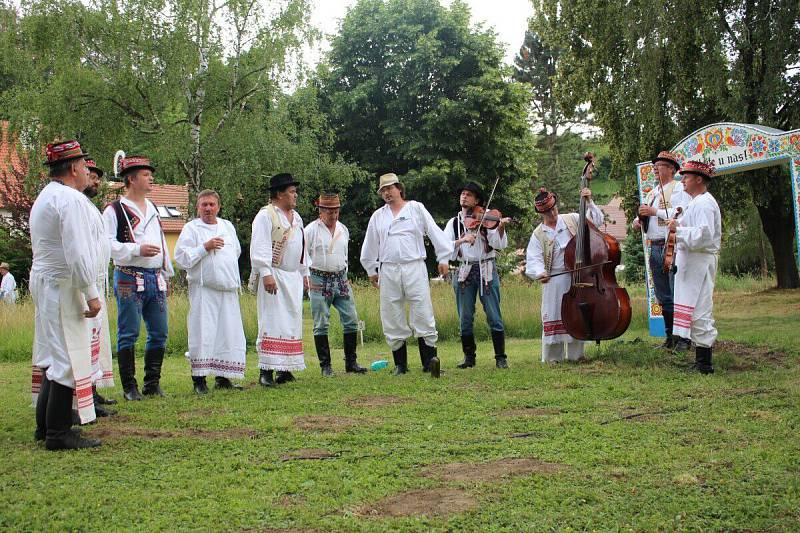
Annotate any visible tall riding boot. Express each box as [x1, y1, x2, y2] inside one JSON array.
[[192, 376, 209, 394], [492, 330, 509, 369], [425, 341, 440, 379], [659, 310, 675, 349], [343, 332, 367, 373], [117, 346, 142, 401], [392, 342, 408, 375], [142, 346, 165, 397], [315, 335, 334, 377], [418, 337, 431, 372], [45, 381, 101, 450], [457, 335, 477, 369], [259, 369, 274, 388], [693, 346, 714, 375], [34, 373, 50, 441]]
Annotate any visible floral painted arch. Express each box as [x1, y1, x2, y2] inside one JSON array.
[[635, 122, 800, 337]]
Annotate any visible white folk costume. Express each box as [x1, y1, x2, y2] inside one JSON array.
[[0, 270, 16, 303], [360, 200, 453, 351], [444, 213, 508, 289], [672, 191, 722, 348], [175, 218, 246, 379], [525, 202, 604, 363], [642, 180, 691, 242], [30, 181, 100, 424], [85, 196, 114, 390], [250, 204, 307, 372]]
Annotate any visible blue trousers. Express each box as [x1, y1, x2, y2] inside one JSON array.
[[453, 266, 504, 336], [309, 271, 359, 336], [114, 268, 168, 352], [649, 243, 675, 314]]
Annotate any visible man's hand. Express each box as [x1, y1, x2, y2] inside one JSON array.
[[632, 218, 642, 231], [580, 187, 592, 199], [537, 273, 551, 284], [437, 263, 450, 278], [262, 275, 278, 295], [84, 297, 102, 318], [457, 233, 476, 246], [204, 237, 225, 252], [369, 274, 379, 288], [667, 219, 677, 232], [638, 204, 656, 217], [303, 276, 309, 292], [139, 244, 161, 257]]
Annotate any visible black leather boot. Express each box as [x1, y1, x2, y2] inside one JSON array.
[[492, 330, 509, 369], [93, 385, 117, 405], [259, 369, 274, 388], [193, 376, 209, 394], [215, 376, 243, 390], [392, 342, 408, 375], [343, 332, 367, 373], [315, 335, 334, 377], [45, 381, 101, 451], [659, 310, 675, 349], [457, 334, 477, 369], [418, 337, 431, 372], [142, 346, 165, 397], [673, 337, 692, 353], [94, 402, 115, 417], [693, 346, 714, 375], [34, 373, 50, 441], [275, 371, 296, 384], [117, 347, 143, 401]]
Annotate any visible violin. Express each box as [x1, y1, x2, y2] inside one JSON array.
[[560, 152, 632, 342], [661, 207, 683, 274], [463, 206, 513, 230]]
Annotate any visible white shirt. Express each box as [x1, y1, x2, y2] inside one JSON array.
[[102, 196, 174, 275], [250, 206, 308, 277], [29, 181, 100, 300], [643, 180, 691, 241], [676, 192, 722, 258], [305, 219, 349, 273], [443, 212, 508, 262], [175, 218, 242, 291], [360, 200, 454, 276], [0, 272, 16, 303]]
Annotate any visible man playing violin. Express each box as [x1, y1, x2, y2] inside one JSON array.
[[525, 186, 604, 363], [444, 182, 513, 369], [666, 160, 721, 374], [632, 151, 691, 349]]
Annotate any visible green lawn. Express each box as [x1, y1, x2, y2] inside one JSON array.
[[1, 286, 798, 531]]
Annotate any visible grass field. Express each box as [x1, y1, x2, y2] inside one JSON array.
[[1, 278, 798, 531]]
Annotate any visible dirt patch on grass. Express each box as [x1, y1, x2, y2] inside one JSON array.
[[88, 423, 258, 440], [421, 457, 567, 482], [716, 340, 791, 371], [361, 488, 477, 517], [280, 448, 339, 461], [344, 395, 409, 408], [293, 415, 374, 432], [499, 407, 562, 418], [177, 407, 231, 420]]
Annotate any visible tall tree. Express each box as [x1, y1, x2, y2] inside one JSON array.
[[531, 0, 800, 288]]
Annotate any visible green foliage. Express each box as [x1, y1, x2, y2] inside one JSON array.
[[0, 226, 31, 290], [621, 232, 646, 284]]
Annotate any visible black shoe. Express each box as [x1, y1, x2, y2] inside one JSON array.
[[93, 386, 117, 405], [275, 371, 296, 384], [672, 337, 692, 353], [259, 369, 274, 388], [142, 347, 165, 397], [692, 346, 714, 375], [123, 385, 143, 401], [94, 403, 116, 417], [46, 431, 101, 451], [659, 335, 675, 349], [660, 310, 675, 350], [142, 384, 165, 397], [491, 330, 508, 369], [314, 335, 333, 376], [45, 381, 101, 450], [392, 342, 408, 375], [214, 376, 243, 390], [321, 365, 334, 377], [495, 356, 509, 369], [343, 332, 367, 373], [193, 376, 209, 394], [457, 335, 477, 369], [117, 346, 142, 401]]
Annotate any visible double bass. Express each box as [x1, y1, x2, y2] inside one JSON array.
[[561, 153, 632, 342]]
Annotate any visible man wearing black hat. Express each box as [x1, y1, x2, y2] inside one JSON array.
[[444, 182, 513, 369], [250, 173, 308, 387], [103, 155, 174, 400]]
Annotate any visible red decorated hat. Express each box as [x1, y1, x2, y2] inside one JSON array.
[[534, 187, 557, 213], [679, 160, 715, 180], [85, 159, 104, 177], [118, 155, 155, 176], [44, 140, 89, 166], [652, 150, 680, 170]]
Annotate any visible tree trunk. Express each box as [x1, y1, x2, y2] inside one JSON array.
[[755, 203, 799, 289]]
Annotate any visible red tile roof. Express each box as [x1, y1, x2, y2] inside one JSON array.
[[107, 182, 189, 233], [599, 196, 628, 242]]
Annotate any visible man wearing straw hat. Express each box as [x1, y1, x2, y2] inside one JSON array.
[[250, 173, 308, 387], [360, 173, 453, 378], [667, 160, 721, 374], [30, 140, 102, 450], [305, 192, 366, 376], [103, 154, 174, 400], [0, 262, 16, 304]]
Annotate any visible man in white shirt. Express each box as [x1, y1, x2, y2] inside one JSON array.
[[175, 189, 246, 393], [30, 140, 102, 450], [360, 173, 454, 378], [103, 155, 174, 401], [633, 150, 691, 349], [0, 262, 16, 304], [525, 187, 604, 363], [250, 173, 308, 387], [305, 193, 366, 376], [444, 182, 512, 369], [667, 160, 722, 374]]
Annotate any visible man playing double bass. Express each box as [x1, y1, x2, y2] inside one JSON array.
[[633, 150, 691, 349]]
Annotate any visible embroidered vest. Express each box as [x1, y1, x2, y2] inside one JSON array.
[[646, 180, 678, 227], [262, 204, 304, 267]]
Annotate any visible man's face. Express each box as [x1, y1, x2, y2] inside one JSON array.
[[380, 184, 401, 204], [319, 207, 340, 227], [460, 190, 478, 209], [72, 158, 90, 191], [0, 268, 7, 276], [681, 173, 702, 195], [84, 170, 102, 198], [197, 195, 220, 223], [655, 162, 677, 183], [275, 185, 298, 209], [128, 169, 154, 193]]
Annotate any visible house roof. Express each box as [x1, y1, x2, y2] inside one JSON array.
[[0, 122, 29, 210], [107, 182, 189, 233], [599, 196, 628, 242]]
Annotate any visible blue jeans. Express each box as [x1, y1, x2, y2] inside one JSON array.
[[453, 265, 504, 336], [649, 243, 675, 314], [309, 271, 359, 336], [114, 268, 168, 352]]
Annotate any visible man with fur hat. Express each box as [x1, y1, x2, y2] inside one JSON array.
[[102, 154, 174, 400], [360, 173, 454, 377], [443, 181, 512, 369], [666, 160, 721, 374], [305, 193, 366, 376], [250, 173, 308, 387], [633, 151, 691, 349], [0, 262, 16, 304], [30, 140, 103, 449], [524, 186, 604, 363]]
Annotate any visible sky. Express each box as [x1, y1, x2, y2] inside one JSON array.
[[306, 0, 533, 68]]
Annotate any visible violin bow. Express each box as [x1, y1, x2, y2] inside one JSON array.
[[472, 176, 501, 232]]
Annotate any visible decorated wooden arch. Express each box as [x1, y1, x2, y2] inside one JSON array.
[[636, 122, 800, 336]]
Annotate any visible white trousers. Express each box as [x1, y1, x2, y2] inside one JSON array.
[[542, 340, 585, 363], [673, 253, 717, 348], [379, 260, 438, 351]]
